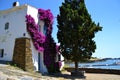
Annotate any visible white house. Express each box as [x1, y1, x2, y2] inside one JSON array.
[[0, 2, 64, 74]]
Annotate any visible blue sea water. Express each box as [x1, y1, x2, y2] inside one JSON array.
[[69, 58, 120, 70]]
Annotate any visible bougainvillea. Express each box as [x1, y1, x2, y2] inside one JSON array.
[[26, 15, 45, 52], [26, 9, 61, 73], [38, 9, 53, 35]]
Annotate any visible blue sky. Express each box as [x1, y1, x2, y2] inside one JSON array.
[[0, 0, 120, 58]]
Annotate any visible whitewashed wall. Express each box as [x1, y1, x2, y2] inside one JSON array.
[[60, 55, 65, 71], [0, 6, 27, 61]]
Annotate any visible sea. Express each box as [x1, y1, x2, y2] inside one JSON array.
[[69, 58, 120, 70]]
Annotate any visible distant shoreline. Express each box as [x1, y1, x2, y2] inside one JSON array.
[[86, 57, 120, 63], [65, 58, 120, 63]]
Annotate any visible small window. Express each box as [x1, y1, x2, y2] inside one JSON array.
[[5, 22, 9, 30], [0, 49, 4, 57]]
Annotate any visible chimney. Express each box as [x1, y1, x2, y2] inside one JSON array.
[[13, 1, 19, 7]]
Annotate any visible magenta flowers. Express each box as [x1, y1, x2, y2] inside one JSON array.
[[26, 15, 45, 52]]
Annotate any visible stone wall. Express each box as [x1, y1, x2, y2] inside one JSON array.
[[13, 37, 34, 71]]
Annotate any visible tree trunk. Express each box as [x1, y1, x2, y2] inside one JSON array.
[[75, 61, 78, 72], [71, 61, 85, 77]]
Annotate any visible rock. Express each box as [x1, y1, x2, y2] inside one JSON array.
[[0, 72, 8, 80], [20, 76, 34, 80], [0, 76, 7, 80], [7, 78, 16, 80]]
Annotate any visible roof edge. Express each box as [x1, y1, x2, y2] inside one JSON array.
[[0, 4, 37, 15]]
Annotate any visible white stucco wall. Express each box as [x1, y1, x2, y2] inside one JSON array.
[[0, 6, 27, 61], [60, 55, 65, 71]]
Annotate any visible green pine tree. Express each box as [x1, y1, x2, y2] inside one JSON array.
[[57, 0, 102, 72]]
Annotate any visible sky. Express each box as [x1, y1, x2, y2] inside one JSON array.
[[0, 0, 120, 58]]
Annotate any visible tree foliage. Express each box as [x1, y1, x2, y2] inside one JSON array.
[[57, 0, 102, 63]]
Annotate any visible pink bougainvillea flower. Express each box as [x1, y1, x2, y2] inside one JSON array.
[[26, 14, 45, 52]]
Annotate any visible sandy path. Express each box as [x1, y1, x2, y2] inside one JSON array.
[[85, 73, 120, 80]]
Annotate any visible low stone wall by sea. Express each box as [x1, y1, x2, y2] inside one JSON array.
[[65, 67, 120, 75]]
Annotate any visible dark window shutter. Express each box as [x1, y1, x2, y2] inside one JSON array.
[[58, 54, 61, 61], [1, 49, 4, 57]]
